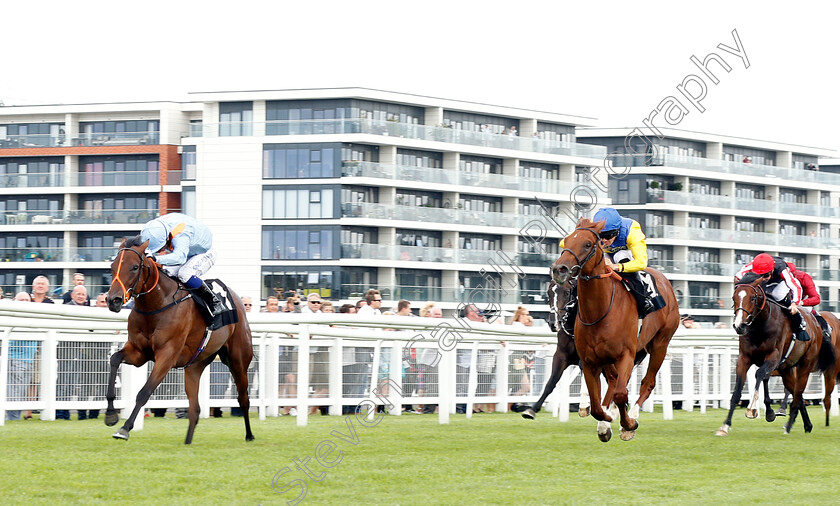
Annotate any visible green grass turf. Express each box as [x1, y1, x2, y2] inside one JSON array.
[[0, 407, 837, 505]]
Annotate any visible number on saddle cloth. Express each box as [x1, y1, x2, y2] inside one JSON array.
[[193, 279, 238, 330], [618, 271, 665, 318]]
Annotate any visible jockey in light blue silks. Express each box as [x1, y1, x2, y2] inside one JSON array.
[[140, 213, 224, 316]]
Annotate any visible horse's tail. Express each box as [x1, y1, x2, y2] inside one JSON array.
[[818, 328, 836, 373]]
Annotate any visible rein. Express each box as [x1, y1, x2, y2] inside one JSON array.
[[113, 247, 187, 315], [734, 283, 768, 326]]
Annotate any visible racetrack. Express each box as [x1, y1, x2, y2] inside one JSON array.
[[1, 409, 836, 504]]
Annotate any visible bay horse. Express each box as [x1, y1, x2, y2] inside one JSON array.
[[776, 310, 840, 426], [550, 218, 679, 441], [716, 278, 825, 436], [104, 237, 254, 444]]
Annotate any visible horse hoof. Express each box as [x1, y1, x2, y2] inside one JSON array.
[[104, 413, 119, 427], [805, 425, 813, 434], [714, 424, 730, 436], [246, 435, 255, 442], [112, 428, 130, 440], [776, 409, 787, 417], [765, 411, 776, 423], [598, 427, 612, 442], [630, 419, 640, 431], [579, 406, 591, 418], [521, 408, 536, 420], [620, 428, 636, 441], [597, 420, 612, 442], [745, 408, 758, 419]]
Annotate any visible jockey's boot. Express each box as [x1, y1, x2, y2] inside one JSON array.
[[790, 310, 810, 341], [197, 281, 225, 317]]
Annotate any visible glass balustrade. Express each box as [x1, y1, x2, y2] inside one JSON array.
[[195, 120, 606, 159], [0, 209, 156, 225], [646, 224, 840, 249], [0, 170, 179, 188], [649, 190, 840, 218]]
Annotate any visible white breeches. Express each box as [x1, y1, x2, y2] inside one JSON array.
[[609, 249, 634, 264], [162, 248, 217, 282]]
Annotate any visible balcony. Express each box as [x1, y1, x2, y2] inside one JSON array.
[[0, 170, 180, 189], [0, 246, 117, 263], [340, 161, 605, 198], [0, 132, 159, 148], [646, 225, 840, 250], [0, 209, 156, 226], [341, 202, 572, 230], [340, 243, 557, 267], [194, 120, 607, 159], [611, 153, 840, 187], [646, 189, 840, 218], [647, 259, 739, 277]]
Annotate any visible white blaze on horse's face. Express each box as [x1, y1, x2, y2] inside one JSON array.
[[733, 289, 748, 328]]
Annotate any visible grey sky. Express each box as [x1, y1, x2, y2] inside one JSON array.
[[3, 1, 837, 152]]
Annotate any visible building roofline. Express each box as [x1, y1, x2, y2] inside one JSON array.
[[577, 126, 837, 157], [186, 87, 599, 126]]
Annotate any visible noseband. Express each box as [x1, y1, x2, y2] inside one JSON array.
[[113, 247, 160, 301], [734, 283, 767, 326]]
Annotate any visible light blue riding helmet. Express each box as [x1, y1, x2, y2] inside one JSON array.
[[140, 219, 168, 254], [593, 207, 622, 234]]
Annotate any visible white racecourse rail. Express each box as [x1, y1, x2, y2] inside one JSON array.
[[0, 300, 836, 429]]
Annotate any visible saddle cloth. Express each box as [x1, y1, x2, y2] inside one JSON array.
[[618, 270, 665, 318], [191, 279, 239, 330]]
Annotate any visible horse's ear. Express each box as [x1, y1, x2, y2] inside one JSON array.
[[593, 219, 606, 233], [749, 276, 765, 287]]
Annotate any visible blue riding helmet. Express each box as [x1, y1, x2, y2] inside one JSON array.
[[593, 207, 622, 232], [140, 219, 168, 254]]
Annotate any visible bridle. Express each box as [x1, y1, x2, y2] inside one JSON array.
[[734, 283, 767, 326], [112, 246, 160, 301], [559, 226, 622, 326]]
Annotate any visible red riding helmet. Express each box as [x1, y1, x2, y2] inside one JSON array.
[[751, 253, 775, 275]]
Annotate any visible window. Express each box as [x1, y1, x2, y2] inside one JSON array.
[[80, 120, 159, 145], [396, 148, 442, 168], [1, 123, 64, 147], [688, 214, 720, 229], [219, 102, 253, 136], [735, 183, 765, 200], [443, 111, 514, 134], [263, 143, 340, 178], [79, 155, 159, 186], [396, 190, 441, 208], [261, 267, 337, 299], [78, 232, 134, 262], [536, 122, 575, 143], [460, 233, 501, 251], [262, 187, 336, 219], [779, 188, 806, 204], [0, 157, 64, 187], [520, 161, 559, 179], [460, 155, 502, 174], [397, 230, 442, 248], [779, 221, 805, 236], [459, 194, 501, 213], [735, 218, 763, 232], [182, 146, 196, 180], [689, 178, 721, 195], [262, 226, 337, 260], [0, 233, 64, 261]]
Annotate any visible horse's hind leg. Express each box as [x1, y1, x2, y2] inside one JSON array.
[[523, 342, 570, 420], [823, 372, 836, 427], [105, 342, 147, 427], [113, 347, 178, 441], [184, 356, 214, 445], [225, 331, 255, 441], [632, 334, 669, 420], [762, 378, 776, 422]]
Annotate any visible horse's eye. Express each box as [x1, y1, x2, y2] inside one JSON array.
[[131, 265, 139, 271], [585, 241, 592, 248]]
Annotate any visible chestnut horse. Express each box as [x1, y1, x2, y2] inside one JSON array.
[[716, 278, 825, 436], [551, 218, 679, 441], [520, 279, 654, 420], [104, 237, 254, 444]]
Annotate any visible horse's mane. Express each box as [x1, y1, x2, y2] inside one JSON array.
[[576, 217, 605, 230], [738, 272, 767, 286], [124, 235, 145, 248]]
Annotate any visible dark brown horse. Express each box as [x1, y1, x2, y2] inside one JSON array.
[[104, 237, 254, 444], [716, 278, 825, 436], [777, 310, 840, 427], [550, 218, 679, 441]]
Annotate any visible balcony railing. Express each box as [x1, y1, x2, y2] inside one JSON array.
[[340, 161, 606, 198], [611, 152, 840, 187], [0, 209, 156, 226], [647, 259, 739, 277], [341, 202, 574, 230], [646, 225, 840, 250], [647, 189, 840, 218], [339, 284, 549, 305], [193, 120, 607, 159], [339, 243, 557, 267], [0, 132, 159, 148], [0, 246, 117, 263], [0, 170, 180, 188]]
